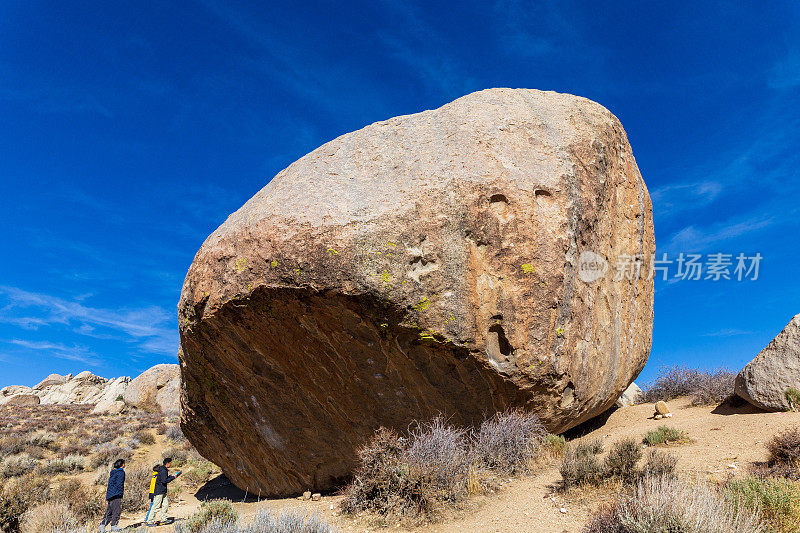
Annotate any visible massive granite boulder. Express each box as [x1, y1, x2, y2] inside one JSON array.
[[735, 313, 800, 411], [178, 88, 655, 496]]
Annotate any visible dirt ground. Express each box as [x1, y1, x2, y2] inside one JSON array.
[[117, 398, 800, 532]]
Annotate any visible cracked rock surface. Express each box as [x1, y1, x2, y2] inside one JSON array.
[[178, 88, 655, 496]]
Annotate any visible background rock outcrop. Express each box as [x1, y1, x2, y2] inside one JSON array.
[[178, 88, 655, 496], [735, 313, 800, 411], [123, 364, 180, 415]]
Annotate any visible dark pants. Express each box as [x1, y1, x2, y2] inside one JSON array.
[[100, 497, 122, 526]]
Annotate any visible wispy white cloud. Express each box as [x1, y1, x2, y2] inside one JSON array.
[[664, 214, 777, 252], [700, 329, 754, 337], [7, 339, 100, 365], [374, 0, 477, 98], [0, 286, 177, 357]]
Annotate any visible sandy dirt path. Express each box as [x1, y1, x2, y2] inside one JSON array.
[[119, 398, 800, 532]]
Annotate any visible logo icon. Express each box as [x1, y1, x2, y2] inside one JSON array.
[[578, 251, 608, 283]]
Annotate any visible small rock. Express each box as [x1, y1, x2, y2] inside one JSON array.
[[654, 414, 663, 420], [663, 412, 673, 418], [654, 400, 670, 415], [559, 507, 567, 514], [329, 503, 335, 510], [312, 493, 321, 501], [303, 491, 311, 500]]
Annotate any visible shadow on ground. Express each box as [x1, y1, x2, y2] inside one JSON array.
[[194, 474, 271, 502]]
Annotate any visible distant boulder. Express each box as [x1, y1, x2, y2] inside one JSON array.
[[33, 373, 71, 390], [615, 382, 643, 408], [123, 364, 180, 414], [0, 393, 40, 406], [91, 399, 126, 415], [1, 385, 33, 397], [735, 313, 800, 411]]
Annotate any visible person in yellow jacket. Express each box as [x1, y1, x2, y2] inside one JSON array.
[[148, 464, 159, 501], [145, 459, 181, 526]]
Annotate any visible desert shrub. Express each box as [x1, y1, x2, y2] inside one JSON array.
[[785, 388, 800, 411], [0, 485, 27, 533], [543, 434, 566, 458], [20, 502, 81, 533], [167, 425, 187, 443], [183, 461, 214, 486], [163, 447, 188, 466], [90, 445, 132, 469], [726, 476, 800, 533], [602, 439, 642, 482], [85, 429, 116, 447], [57, 443, 91, 458], [642, 449, 677, 478], [404, 417, 471, 500], [122, 463, 154, 512], [643, 425, 689, 446], [25, 431, 59, 451], [0, 436, 25, 456], [155, 424, 167, 435], [341, 425, 448, 520], [56, 478, 104, 521], [37, 454, 86, 475], [471, 409, 545, 474], [176, 508, 337, 533], [642, 366, 736, 406], [768, 427, 800, 470], [0, 475, 51, 532], [583, 475, 764, 533], [0, 454, 38, 478], [133, 429, 156, 445], [560, 440, 604, 488], [179, 500, 238, 533]]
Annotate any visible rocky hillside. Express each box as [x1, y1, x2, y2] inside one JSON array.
[[0, 364, 180, 415]]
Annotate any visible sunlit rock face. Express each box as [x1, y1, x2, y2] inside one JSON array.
[[178, 88, 655, 497]]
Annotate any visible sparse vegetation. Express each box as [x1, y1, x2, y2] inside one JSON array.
[[179, 500, 238, 533], [786, 389, 800, 411], [19, 502, 80, 533], [583, 475, 764, 533], [167, 424, 187, 442], [472, 409, 546, 474], [176, 508, 338, 533], [643, 425, 690, 446], [0, 454, 38, 479], [725, 476, 800, 533], [767, 427, 800, 473], [642, 448, 677, 478], [164, 446, 188, 466], [0, 402, 210, 531], [133, 428, 155, 445], [560, 440, 604, 488], [602, 438, 642, 482], [642, 366, 736, 406], [560, 438, 678, 490], [341, 411, 557, 522]]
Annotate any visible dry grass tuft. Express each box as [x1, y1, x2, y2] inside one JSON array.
[[583, 475, 764, 533]]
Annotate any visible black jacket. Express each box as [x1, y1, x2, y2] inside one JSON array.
[[153, 465, 176, 496], [106, 468, 125, 501]]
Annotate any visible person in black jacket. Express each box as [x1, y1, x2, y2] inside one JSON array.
[[145, 457, 181, 526], [99, 459, 125, 532]]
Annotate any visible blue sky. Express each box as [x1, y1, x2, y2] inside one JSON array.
[[1, 1, 798, 388]]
